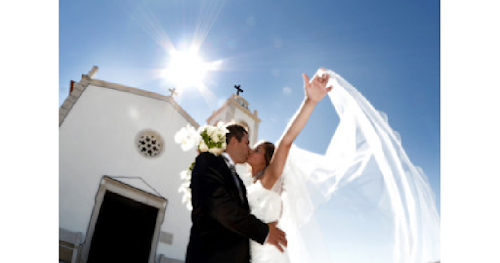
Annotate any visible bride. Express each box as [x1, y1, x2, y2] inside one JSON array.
[[245, 68, 332, 263], [243, 68, 440, 263]]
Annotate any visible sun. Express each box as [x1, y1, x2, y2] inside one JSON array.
[[161, 46, 223, 107], [164, 48, 208, 89]]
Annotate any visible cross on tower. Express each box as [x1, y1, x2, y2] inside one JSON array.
[[234, 85, 243, 96], [168, 88, 178, 97]]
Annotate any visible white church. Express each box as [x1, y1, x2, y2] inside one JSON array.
[[59, 66, 261, 263]]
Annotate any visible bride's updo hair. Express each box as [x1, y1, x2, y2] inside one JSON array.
[[258, 141, 275, 166]]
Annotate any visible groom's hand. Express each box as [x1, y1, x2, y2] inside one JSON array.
[[266, 221, 287, 253]]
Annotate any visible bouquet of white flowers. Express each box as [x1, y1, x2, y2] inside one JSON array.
[[174, 123, 229, 210]]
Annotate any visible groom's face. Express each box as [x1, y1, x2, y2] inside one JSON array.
[[232, 133, 250, 164]]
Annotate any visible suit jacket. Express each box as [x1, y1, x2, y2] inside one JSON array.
[[186, 152, 269, 263]]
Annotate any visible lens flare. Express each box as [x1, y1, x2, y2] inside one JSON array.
[[164, 49, 207, 88]]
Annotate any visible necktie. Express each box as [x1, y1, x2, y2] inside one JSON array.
[[228, 165, 245, 202]]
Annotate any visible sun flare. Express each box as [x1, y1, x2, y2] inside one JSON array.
[[162, 45, 223, 109], [164, 49, 208, 89]]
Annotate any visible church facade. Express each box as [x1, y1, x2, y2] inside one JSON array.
[[59, 66, 260, 263]]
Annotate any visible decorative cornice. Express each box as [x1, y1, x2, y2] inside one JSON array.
[[59, 75, 89, 126], [207, 94, 261, 124], [206, 99, 231, 124], [231, 97, 261, 123], [59, 72, 199, 129]]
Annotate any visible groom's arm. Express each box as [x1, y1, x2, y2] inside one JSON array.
[[191, 152, 269, 244]]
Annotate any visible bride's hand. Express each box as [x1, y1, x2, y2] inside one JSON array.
[[303, 68, 333, 102]]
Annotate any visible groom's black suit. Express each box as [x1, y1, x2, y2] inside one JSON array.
[[186, 152, 269, 263]]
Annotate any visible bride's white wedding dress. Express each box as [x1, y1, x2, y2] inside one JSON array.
[[247, 176, 290, 263], [240, 69, 440, 263]]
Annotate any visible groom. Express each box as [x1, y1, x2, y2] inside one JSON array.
[[186, 124, 287, 263]]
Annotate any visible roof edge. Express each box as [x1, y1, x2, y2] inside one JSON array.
[[59, 73, 199, 129]]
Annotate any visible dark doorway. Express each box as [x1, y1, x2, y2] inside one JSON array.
[[87, 191, 159, 263]]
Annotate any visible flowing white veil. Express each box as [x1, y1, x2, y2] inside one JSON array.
[[277, 70, 440, 263]]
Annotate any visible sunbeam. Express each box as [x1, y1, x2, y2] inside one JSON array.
[[127, 3, 175, 53], [192, 0, 228, 52], [124, 0, 228, 101]]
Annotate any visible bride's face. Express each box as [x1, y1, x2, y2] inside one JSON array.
[[247, 144, 267, 170]]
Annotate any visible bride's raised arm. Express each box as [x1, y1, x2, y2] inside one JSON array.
[[260, 68, 333, 189]]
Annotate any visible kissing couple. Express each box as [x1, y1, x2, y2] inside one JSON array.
[[185, 68, 333, 263]]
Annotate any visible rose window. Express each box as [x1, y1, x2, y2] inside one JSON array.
[[136, 130, 164, 157]]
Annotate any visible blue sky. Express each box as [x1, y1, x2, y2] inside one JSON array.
[[60, 0, 440, 202], [59, 0, 439, 261]]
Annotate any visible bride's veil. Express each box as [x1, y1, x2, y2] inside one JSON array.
[[279, 70, 440, 263]]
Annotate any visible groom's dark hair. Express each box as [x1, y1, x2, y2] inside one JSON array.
[[226, 123, 248, 144]]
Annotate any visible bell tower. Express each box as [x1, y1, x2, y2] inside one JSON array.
[[206, 86, 261, 147]]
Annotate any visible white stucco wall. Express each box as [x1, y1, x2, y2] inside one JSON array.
[[59, 84, 197, 260], [233, 110, 258, 147]]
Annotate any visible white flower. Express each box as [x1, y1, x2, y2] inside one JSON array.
[[211, 132, 220, 143], [174, 127, 188, 143], [208, 148, 216, 154], [189, 125, 201, 140], [217, 122, 229, 133], [206, 126, 217, 136], [182, 193, 191, 204], [208, 147, 223, 155], [221, 142, 227, 149], [177, 182, 189, 193], [180, 170, 191, 180], [174, 125, 200, 151], [181, 190, 192, 210], [198, 125, 209, 134], [199, 141, 209, 152]]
